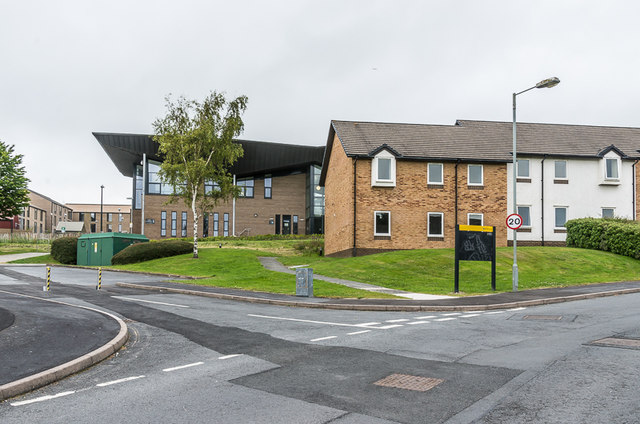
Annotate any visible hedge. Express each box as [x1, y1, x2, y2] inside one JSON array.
[[111, 240, 193, 265], [566, 218, 640, 259], [50, 237, 78, 264]]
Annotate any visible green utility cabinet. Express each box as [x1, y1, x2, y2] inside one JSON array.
[[77, 233, 149, 266]]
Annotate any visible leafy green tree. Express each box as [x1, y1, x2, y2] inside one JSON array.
[[152, 92, 248, 258], [0, 141, 29, 222]]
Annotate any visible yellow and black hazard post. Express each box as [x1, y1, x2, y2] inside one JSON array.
[[44, 266, 51, 292], [96, 267, 102, 290]]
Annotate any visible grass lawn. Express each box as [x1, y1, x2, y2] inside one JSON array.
[[279, 246, 640, 295], [9, 254, 59, 264], [0, 244, 50, 255], [109, 248, 396, 299]]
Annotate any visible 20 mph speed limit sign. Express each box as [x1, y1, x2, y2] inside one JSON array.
[[506, 213, 523, 230]]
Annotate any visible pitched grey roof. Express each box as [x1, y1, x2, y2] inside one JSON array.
[[330, 119, 640, 162]]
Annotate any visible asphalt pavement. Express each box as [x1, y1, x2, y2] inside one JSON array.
[[2, 262, 640, 403]]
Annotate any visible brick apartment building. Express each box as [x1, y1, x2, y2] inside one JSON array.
[[320, 120, 508, 257], [8, 190, 73, 235], [66, 203, 132, 233], [93, 133, 325, 239], [320, 119, 640, 257]]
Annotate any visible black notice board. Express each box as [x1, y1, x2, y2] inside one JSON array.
[[454, 225, 496, 293]]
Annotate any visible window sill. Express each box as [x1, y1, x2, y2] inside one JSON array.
[[427, 184, 444, 189], [372, 182, 396, 188], [374, 235, 391, 240], [516, 178, 531, 183], [554, 228, 567, 233], [516, 228, 532, 232], [467, 185, 484, 190], [554, 179, 569, 184], [427, 236, 444, 241], [600, 180, 621, 186]]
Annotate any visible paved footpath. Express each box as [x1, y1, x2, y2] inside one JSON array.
[[0, 252, 48, 264]]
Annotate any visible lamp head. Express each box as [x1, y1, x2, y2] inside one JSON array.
[[535, 77, 560, 89]]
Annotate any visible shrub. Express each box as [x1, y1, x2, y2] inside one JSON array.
[[50, 237, 78, 264], [566, 218, 640, 259], [111, 240, 193, 265], [293, 237, 324, 255]]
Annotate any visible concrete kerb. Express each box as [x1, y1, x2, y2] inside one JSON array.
[[0, 292, 129, 402], [115, 282, 640, 312]]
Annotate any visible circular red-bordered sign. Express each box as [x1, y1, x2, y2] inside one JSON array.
[[506, 213, 523, 230]]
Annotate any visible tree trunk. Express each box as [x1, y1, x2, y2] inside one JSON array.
[[192, 192, 199, 259]]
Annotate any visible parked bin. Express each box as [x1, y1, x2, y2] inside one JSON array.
[[77, 233, 149, 266]]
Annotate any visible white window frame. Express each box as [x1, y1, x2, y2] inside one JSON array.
[[468, 164, 483, 186], [604, 157, 620, 181], [602, 207, 615, 218], [516, 159, 530, 178], [554, 160, 567, 180], [467, 213, 483, 226], [554, 206, 568, 229], [371, 150, 396, 187], [427, 212, 444, 237], [427, 163, 444, 185], [517, 205, 531, 228], [374, 211, 391, 236]]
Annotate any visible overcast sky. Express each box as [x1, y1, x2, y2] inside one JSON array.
[[1, 1, 639, 204]]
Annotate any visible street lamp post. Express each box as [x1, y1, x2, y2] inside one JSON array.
[[100, 185, 105, 233], [512, 77, 560, 292]]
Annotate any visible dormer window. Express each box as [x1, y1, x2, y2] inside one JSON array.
[[371, 150, 396, 187], [605, 158, 619, 180]]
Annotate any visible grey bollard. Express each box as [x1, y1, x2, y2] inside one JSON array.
[[295, 268, 313, 297]]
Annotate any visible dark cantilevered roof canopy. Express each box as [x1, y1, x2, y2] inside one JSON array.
[[92, 132, 325, 178]]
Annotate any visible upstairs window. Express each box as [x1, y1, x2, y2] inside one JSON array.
[[371, 150, 396, 187], [237, 178, 254, 198], [427, 163, 443, 185], [605, 158, 619, 180], [468, 164, 483, 186], [516, 159, 530, 178], [205, 180, 220, 194], [554, 160, 567, 179]]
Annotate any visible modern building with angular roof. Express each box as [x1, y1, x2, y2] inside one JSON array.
[[93, 133, 326, 239]]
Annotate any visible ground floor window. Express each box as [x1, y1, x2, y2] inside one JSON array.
[[213, 213, 219, 236], [602, 208, 615, 218], [427, 212, 443, 237], [181, 212, 187, 237], [293, 215, 298, 235], [203, 213, 209, 237], [467, 213, 483, 226], [161, 211, 167, 237], [171, 212, 177, 237], [517, 206, 531, 227], [555, 207, 567, 228], [374, 211, 391, 236], [223, 213, 229, 237]]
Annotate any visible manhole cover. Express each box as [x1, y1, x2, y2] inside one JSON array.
[[590, 337, 640, 350], [373, 374, 444, 392], [523, 315, 563, 321]]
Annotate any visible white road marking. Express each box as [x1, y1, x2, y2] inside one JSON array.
[[163, 362, 204, 372], [385, 319, 410, 323], [415, 315, 437, 319], [347, 330, 371, 335], [96, 375, 145, 387], [461, 314, 481, 318], [248, 314, 382, 328], [441, 312, 462, 316], [407, 321, 430, 325], [218, 354, 242, 360], [508, 307, 527, 311], [485, 311, 506, 315], [310, 336, 337, 342], [434, 318, 457, 322], [377, 324, 404, 329], [11, 391, 75, 406], [112, 296, 189, 308]]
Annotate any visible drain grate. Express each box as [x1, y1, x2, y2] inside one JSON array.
[[373, 373, 444, 392], [523, 315, 563, 321], [590, 337, 640, 350]]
